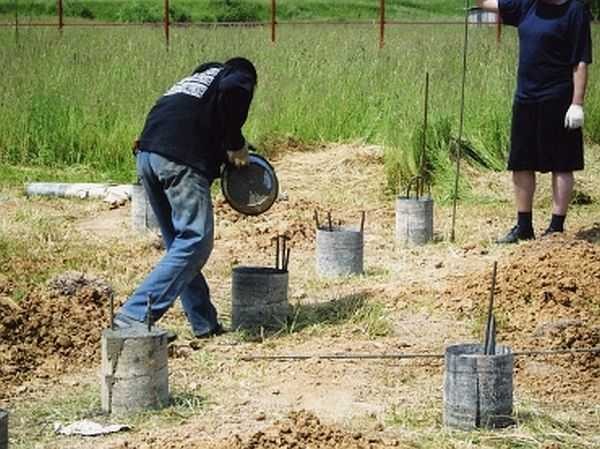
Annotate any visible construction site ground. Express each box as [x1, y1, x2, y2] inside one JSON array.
[[1, 144, 599, 449]]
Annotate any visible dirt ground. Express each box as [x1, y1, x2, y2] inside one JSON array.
[[1, 144, 599, 449]]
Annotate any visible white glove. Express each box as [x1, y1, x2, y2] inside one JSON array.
[[227, 142, 249, 167], [564, 104, 584, 129]]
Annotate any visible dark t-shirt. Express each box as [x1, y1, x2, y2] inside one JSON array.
[[499, 0, 592, 102]]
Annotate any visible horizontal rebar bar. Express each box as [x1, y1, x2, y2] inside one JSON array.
[[240, 346, 600, 362]]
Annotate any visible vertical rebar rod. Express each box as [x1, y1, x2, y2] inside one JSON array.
[[271, 0, 276, 43], [314, 210, 320, 229], [281, 236, 287, 271], [419, 72, 430, 179], [379, 0, 385, 49], [110, 292, 115, 330], [360, 211, 366, 234], [450, 0, 470, 242], [327, 212, 333, 231], [483, 261, 498, 355], [146, 294, 153, 332], [284, 248, 291, 271], [164, 0, 170, 50]]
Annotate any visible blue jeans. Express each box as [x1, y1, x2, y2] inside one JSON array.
[[119, 151, 219, 335]]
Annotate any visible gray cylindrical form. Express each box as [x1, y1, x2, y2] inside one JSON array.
[[231, 267, 289, 331], [131, 183, 159, 232], [444, 344, 514, 430], [101, 327, 169, 415], [395, 196, 434, 246], [316, 227, 364, 277], [0, 410, 7, 449]]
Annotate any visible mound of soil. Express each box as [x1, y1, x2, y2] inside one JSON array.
[[0, 271, 112, 397], [439, 236, 600, 397], [114, 411, 407, 449], [209, 411, 403, 449]]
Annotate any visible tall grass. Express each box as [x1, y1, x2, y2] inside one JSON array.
[[0, 0, 465, 23], [1, 24, 600, 195]]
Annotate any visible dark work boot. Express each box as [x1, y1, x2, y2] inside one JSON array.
[[496, 225, 535, 244]]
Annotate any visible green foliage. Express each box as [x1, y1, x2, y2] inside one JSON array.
[[1, 25, 600, 190], [117, 0, 162, 23]]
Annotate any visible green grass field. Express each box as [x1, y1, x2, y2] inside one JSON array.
[[1, 19, 600, 197], [0, 0, 465, 23]]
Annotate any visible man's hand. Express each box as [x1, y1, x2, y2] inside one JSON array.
[[564, 104, 584, 129], [227, 142, 250, 167]]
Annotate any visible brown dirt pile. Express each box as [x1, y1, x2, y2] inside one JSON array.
[[0, 271, 112, 397], [113, 411, 407, 449], [210, 411, 404, 449], [439, 236, 600, 395]]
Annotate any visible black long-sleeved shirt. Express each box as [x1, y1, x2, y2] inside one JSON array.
[[138, 63, 254, 181]]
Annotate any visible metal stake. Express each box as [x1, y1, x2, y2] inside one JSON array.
[[360, 211, 366, 234], [146, 294, 153, 332], [419, 72, 430, 179], [314, 210, 320, 229], [281, 235, 287, 271], [275, 235, 280, 270], [284, 248, 291, 271], [484, 261, 498, 355], [450, 0, 470, 242], [327, 212, 333, 231], [109, 292, 115, 330]]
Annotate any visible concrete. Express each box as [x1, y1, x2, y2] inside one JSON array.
[[231, 266, 289, 331], [101, 327, 169, 415], [444, 343, 514, 430], [316, 226, 364, 277]]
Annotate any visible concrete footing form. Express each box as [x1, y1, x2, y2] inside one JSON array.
[[444, 343, 514, 430], [101, 327, 170, 415], [316, 226, 364, 277], [131, 183, 159, 233], [231, 266, 289, 331], [0, 410, 7, 449], [395, 196, 434, 246]]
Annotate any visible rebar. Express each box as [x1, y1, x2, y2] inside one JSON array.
[[450, 0, 470, 242], [484, 261, 498, 355], [240, 346, 600, 362]]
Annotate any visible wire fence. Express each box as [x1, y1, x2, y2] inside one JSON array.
[[0, 0, 503, 48]]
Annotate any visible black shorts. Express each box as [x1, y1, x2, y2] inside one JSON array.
[[508, 96, 584, 173]]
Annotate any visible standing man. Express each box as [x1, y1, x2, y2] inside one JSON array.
[[476, 0, 592, 243], [114, 57, 257, 338]]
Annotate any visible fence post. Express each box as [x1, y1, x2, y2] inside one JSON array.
[[379, 0, 385, 49], [271, 0, 276, 43], [57, 0, 64, 34], [496, 14, 502, 46], [14, 0, 19, 44], [164, 0, 170, 49]]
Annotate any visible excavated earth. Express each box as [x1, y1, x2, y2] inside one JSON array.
[[0, 272, 112, 398], [439, 235, 600, 399]]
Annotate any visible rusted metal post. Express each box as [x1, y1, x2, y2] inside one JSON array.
[[57, 0, 64, 33], [164, 0, 170, 49], [379, 0, 385, 49], [271, 0, 276, 43], [14, 0, 19, 44], [496, 14, 502, 46]]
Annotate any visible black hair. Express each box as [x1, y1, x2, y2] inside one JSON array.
[[192, 61, 223, 74], [224, 57, 257, 83]]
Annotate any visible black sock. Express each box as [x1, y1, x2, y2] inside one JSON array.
[[549, 214, 566, 232], [517, 212, 533, 230]]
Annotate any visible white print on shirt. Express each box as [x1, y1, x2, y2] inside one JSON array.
[[163, 67, 222, 99]]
